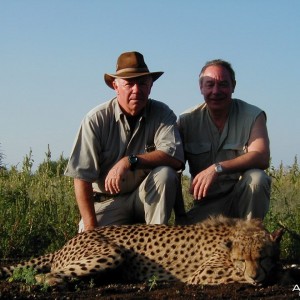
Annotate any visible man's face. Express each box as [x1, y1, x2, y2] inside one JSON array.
[[200, 65, 235, 113], [113, 76, 153, 116]]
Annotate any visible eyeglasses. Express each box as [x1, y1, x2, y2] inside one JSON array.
[[117, 78, 152, 90]]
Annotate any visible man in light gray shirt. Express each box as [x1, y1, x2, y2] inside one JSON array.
[[178, 59, 270, 224], [65, 51, 184, 232]]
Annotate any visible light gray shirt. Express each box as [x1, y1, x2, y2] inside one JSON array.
[[65, 97, 184, 193], [178, 99, 264, 198]]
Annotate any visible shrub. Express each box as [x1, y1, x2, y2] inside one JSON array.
[[0, 149, 78, 258], [265, 157, 300, 261]]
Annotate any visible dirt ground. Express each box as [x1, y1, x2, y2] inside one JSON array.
[[0, 261, 299, 299]]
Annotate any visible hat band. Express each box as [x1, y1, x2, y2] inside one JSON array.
[[116, 67, 149, 74]]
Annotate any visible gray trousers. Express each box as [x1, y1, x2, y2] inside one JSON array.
[[186, 169, 271, 224], [78, 166, 179, 231]]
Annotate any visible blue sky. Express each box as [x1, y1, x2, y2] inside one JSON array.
[[1, 0, 299, 170]]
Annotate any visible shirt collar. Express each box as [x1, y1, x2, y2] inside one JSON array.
[[114, 97, 149, 122]]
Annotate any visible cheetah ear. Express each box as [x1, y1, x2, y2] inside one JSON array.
[[270, 228, 284, 243]]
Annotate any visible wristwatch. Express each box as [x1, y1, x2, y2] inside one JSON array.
[[214, 163, 223, 174], [128, 155, 139, 171]]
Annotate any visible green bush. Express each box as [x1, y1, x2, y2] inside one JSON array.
[[0, 149, 78, 258], [0, 149, 299, 262], [264, 157, 300, 261]]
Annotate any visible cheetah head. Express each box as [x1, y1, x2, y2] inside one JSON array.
[[227, 226, 284, 285]]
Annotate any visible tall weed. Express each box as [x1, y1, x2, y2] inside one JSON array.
[[0, 149, 78, 258], [265, 157, 300, 261]]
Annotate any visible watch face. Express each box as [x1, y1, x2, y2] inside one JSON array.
[[130, 155, 138, 164], [129, 155, 138, 171], [215, 164, 223, 173]]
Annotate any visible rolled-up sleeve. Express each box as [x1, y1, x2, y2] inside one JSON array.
[[152, 102, 184, 163]]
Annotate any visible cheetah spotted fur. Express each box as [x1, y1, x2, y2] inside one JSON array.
[[0, 216, 283, 286]]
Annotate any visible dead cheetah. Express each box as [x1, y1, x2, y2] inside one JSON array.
[[0, 216, 283, 286]]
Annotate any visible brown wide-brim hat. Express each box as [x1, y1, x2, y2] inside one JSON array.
[[104, 51, 164, 89]]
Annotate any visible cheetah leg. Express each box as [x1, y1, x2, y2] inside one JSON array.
[[187, 248, 246, 285], [36, 244, 125, 286]]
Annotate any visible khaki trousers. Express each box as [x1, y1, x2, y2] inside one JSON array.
[[186, 169, 271, 224], [78, 166, 179, 231]]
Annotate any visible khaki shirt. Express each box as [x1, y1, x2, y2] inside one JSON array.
[[178, 99, 264, 198], [65, 97, 184, 193]]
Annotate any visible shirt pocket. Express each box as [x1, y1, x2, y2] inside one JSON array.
[[222, 143, 246, 160], [184, 142, 211, 176]]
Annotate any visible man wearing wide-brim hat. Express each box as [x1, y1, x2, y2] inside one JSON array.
[[65, 51, 185, 232]]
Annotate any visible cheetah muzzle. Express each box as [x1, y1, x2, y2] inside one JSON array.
[[0, 216, 283, 286]]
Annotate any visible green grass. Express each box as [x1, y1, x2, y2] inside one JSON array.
[[265, 157, 300, 260], [8, 266, 38, 285], [0, 149, 299, 262], [0, 148, 78, 258]]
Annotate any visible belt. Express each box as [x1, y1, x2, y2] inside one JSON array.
[[93, 192, 118, 203]]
